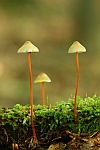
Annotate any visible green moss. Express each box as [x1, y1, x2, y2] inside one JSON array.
[[0, 95, 100, 147]]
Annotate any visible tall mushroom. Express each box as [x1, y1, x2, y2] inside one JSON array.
[[34, 72, 51, 105], [68, 41, 86, 124], [17, 41, 39, 141]]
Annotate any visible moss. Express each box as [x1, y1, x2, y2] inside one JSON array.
[[0, 95, 100, 149]]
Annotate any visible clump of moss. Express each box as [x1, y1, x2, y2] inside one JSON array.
[[0, 95, 100, 148]]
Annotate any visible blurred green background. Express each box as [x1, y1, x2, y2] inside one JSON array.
[[0, 0, 100, 107]]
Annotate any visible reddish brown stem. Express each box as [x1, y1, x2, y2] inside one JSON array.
[[74, 52, 80, 124], [27, 52, 37, 141], [42, 82, 45, 105]]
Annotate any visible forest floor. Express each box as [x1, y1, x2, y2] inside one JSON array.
[[2, 130, 99, 150]]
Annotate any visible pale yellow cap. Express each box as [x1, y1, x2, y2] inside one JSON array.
[[34, 72, 51, 83], [17, 41, 39, 53], [68, 41, 86, 53]]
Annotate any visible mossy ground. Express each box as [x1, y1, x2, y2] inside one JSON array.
[[0, 95, 100, 149]]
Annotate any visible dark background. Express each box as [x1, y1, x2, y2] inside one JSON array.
[[0, 0, 100, 107]]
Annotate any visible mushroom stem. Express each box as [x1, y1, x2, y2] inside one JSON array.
[[42, 82, 45, 105], [27, 52, 37, 141], [74, 52, 80, 124]]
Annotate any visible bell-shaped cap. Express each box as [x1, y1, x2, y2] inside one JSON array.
[[34, 72, 51, 83], [68, 41, 86, 53], [17, 41, 39, 53]]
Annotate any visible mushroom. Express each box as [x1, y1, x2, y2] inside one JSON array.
[[17, 41, 39, 141], [34, 72, 51, 105], [68, 41, 86, 124]]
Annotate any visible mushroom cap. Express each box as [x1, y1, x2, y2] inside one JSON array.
[[17, 41, 39, 53], [34, 72, 51, 83], [68, 41, 86, 53]]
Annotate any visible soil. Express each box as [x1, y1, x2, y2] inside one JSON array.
[[47, 131, 100, 150], [0, 130, 100, 150]]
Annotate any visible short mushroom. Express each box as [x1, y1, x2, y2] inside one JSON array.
[[34, 72, 51, 105], [17, 41, 39, 141], [68, 41, 86, 124]]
